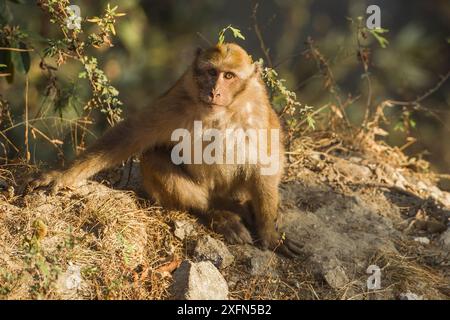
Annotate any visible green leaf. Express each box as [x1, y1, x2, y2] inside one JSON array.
[[394, 122, 405, 132], [218, 34, 225, 45], [230, 26, 245, 40], [368, 28, 389, 48], [306, 115, 316, 129], [217, 25, 245, 45]]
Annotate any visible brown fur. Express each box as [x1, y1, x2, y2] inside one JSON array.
[[29, 43, 302, 256]]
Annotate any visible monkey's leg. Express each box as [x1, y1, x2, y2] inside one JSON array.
[[140, 149, 209, 211], [140, 149, 252, 244], [251, 175, 303, 257], [211, 192, 254, 227]]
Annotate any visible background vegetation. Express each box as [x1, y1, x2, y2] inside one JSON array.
[[0, 0, 449, 173]]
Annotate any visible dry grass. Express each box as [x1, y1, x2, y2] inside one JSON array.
[[364, 248, 447, 300], [0, 165, 189, 299], [1, 133, 449, 300]]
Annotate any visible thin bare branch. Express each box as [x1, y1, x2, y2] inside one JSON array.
[[251, 2, 273, 68], [0, 47, 34, 52]]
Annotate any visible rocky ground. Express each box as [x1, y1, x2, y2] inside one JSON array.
[[0, 132, 449, 300]]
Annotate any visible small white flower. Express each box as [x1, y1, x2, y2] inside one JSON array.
[[65, 5, 82, 30]]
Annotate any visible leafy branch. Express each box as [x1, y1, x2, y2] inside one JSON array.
[[38, 0, 126, 126], [217, 24, 245, 45]]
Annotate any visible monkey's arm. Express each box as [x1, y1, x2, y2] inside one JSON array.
[[29, 111, 170, 193]]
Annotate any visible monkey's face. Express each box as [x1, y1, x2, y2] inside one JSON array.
[[193, 43, 255, 108]]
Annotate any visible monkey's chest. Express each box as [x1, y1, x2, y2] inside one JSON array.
[[171, 123, 280, 182], [171, 121, 265, 166]]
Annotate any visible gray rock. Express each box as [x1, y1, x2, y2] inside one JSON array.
[[249, 252, 276, 276], [312, 257, 349, 289], [323, 265, 349, 289], [399, 291, 424, 300], [174, 220, 196, 240], [171, 260, 229, 300], [441, 192, 450, 208], [334, 160, 372, 181], [414, 237, 430, 245], [194, 235, 234, 269], [55, 263, 84, 299], [439, 229, 450, 250], [237, 245, 279, 277]]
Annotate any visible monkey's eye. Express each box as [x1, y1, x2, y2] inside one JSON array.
[[207, 69, 218, 77], [224, 72, 235, 80]]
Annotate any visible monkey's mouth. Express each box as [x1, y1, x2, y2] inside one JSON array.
[[199, 98, 227, 108]]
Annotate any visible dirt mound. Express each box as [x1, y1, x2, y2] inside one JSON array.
[[0, 135, 449, 300], [0, 182, 189, 299]]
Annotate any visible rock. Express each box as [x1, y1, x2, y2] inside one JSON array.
[[417, 181, 428, 192], [323, 265, 349, 289], [414, 237, 430, 245], [237, 245, 278, 276], [193, 235, 234, 269], [55, 263, 84, 299], [378, 165, 408, 189], [394, 173, 408, 190], [441, 192, 450, 208], [439, 229, 450, 250], [248, 253, 276, 276], [429, 186, 443, 198], [399, 291, 424, 300], [171, 260, 229, 300], [312, 257, 349, 289], [334, 160, 372, 182], [349, 156, 363, 164], [174, 220, 196, 240]]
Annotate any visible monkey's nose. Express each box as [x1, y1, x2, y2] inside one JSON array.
[[208, 91, 221, 103]]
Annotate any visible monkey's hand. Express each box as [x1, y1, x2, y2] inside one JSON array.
[[260, 230, 304, 258], [26, 170, 77, 195]]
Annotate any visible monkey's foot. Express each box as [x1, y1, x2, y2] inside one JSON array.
[[209, 210, 253, 245], [275, 238, 304, 258], [259, 231, 304, 258]]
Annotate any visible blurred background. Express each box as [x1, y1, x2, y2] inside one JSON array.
[[1, 0, 449, 173]]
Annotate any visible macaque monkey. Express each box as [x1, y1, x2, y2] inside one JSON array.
[[29, 43, 302, 257]]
